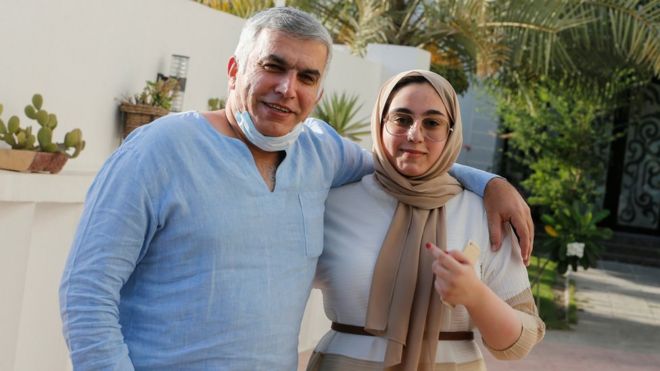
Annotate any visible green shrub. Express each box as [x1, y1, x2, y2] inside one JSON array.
[[496, 78, 615, 272], [527, 255, 577, 329], [313, 92, 370, 142], [541, 202, 612, 274]]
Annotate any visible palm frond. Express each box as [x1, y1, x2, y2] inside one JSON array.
[[313, 92, 370, 142], [294, 0, 391, 55], [194, 0, 273, 18], [485, 0, 595, 75], [198, 0, 660, 98], [580, 0, 660, 75]]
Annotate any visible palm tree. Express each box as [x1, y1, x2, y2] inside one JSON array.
[[193, 0, 273, 18], [491, 0, 659, 99], [292, 0, 445, 55], [195, 0, 659, 98], [293, 0, 660, 97]]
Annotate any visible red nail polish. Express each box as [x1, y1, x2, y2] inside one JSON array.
[[425, 243, 432, 249]]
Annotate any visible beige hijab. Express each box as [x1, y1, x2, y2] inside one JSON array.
[[366, 70, 464, 370]]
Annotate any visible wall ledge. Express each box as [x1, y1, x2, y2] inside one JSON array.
[[0, 169, 96, 203]]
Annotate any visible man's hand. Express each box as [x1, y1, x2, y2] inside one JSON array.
[[483, 178, 533, 265]]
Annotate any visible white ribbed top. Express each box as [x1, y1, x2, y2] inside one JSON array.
[[313, 174, 536, 364]]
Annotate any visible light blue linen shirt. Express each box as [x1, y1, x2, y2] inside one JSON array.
[[59, 112, 494, 370]]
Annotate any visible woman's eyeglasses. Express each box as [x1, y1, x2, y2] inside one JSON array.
[[383, 113, 453, 142]]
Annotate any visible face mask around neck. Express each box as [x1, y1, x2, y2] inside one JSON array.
[[234, 110, 303, 152]]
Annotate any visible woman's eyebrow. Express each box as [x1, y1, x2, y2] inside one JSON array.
[[389, 108, 413, 114], [389, 107, 446, 117], [423, 109, 446, 117]]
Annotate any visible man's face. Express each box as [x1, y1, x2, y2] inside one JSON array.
[[229, 29, 328, 137]]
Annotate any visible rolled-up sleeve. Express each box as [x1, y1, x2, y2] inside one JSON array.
[[304, 119, 374, 187], [449, 163, 498, 197], [481, 225, 545, 360], [483, 288, 546, 360], [59, 142, 159, 370]]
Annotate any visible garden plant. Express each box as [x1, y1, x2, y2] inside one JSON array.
[[0, 94, 85, 158]]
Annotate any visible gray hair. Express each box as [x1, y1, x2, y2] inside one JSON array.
[[234, 7, 333, 76]]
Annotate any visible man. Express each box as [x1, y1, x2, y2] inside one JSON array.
[[60, 7, 532, 370]]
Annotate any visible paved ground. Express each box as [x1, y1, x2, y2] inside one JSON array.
[[300, 261, 660, 370], [484, 260, 660, 370]]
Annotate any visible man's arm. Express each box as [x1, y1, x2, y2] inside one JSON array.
[[449, 163, 533, 265], [309, 119, 374, 187], [59, 145, 157, 370]]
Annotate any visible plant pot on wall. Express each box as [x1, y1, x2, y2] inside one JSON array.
[[119, 78, 179, 138], [119, 103, 169, 138], [0, 149, 68, 174], [0, 94, 85, 174]]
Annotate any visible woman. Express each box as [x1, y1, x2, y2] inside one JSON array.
[[308, 70, 544, 370]]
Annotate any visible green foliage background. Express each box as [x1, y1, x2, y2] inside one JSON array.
[[495, 78, 617, 272], [313, 92, 370, 142]]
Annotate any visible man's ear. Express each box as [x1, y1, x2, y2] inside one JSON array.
[[315, 88, 324, 105], [228, 56, 238, 89]]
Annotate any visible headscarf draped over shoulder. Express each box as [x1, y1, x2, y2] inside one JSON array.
[[366, 70, 463, 370]]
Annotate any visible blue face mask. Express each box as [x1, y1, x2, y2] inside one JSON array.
[[234, 110, 303, 152]]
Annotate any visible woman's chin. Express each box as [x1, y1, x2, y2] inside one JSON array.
[[395, 164, 426, 177]]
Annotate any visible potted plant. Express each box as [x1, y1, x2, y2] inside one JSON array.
[[119, 77, 179, 138], [0, 94, 85, 174], [541, 201, 613, 274], [207, 97, 225, 110]]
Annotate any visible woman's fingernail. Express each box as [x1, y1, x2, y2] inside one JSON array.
[[425, 243, 432, 249]]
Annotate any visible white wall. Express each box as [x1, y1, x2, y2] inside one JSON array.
[[0, 172, 93, 371], [457, 84, 499, 172], [1, 0, 244, 172], [366, 43, 432, 83], [325, 45, 383, 150]]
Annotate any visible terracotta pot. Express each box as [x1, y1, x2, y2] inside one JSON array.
[[0, 149, 68, 174], [119, 103, 169, 138]]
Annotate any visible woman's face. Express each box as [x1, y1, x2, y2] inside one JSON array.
[[382, 82, 450, 177]]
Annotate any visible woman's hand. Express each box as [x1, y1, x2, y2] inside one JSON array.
[[427, 243, 484, 308], [426, 242, 525, 351]]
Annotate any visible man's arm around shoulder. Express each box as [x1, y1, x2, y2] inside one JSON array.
[[449, 163, 534, 264]]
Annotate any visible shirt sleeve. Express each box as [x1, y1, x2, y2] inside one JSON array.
[[59, 140, 160, 370], [448, 163, 498, 197], [482, 288, 546, 360], [305, 119, 374, 188], [331, 137, 373, 188], [480, 225, 545, 359]]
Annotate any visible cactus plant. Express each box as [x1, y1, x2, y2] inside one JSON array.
[[0, 105, 37, 151], [0, 94, 85, 158]]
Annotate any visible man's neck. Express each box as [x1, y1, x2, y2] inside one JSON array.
[[249, 147, 285, 191], [202, 109, 284, 191]]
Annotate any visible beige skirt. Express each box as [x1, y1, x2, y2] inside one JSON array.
[[306, 352, 487, 371]]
